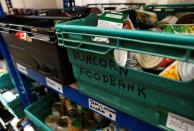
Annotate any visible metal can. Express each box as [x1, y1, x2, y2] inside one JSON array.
[[176, 13, 194, 24], [114, 49, 128, 67], [52, 102, 63, 117], [56, 116, 69, 131], [93, 112, 103, 123], [178, 62, 194, 81], [45, 115, 59, 130], [135, 54, 163, 69]]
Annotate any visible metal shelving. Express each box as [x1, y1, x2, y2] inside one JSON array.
[[0, 1, 162, 130], [15, 63, 161, 131], [0, 3, 33, 107]]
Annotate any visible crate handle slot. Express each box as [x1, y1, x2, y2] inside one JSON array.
[[57, 31, 194, 63], [78, 44, 112, 55]]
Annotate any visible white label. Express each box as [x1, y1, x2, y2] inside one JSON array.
[[16, 63, 28, 75], [166, 112, 194, 131], [93, 20, 123, 43], [105, 13, 123, 19], [88, 98, 116, 121], [46, 77, 63, 94]]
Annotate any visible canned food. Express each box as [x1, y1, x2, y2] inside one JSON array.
[[83, 120, 97, 131], [58, 94, 65, 101], [135, 9, 158, 27], [178, 62, 194, 81], [45, 115, 59, 130], [176, 13, 194, 24], [155, 16, 178, 28], [114, 49, 128, 67], [56, 116, 69, 131], [52, 102, 63, 117], [135, 54, 163, 69], [125, 58, 137, 67], [93, 112, 103, 123]]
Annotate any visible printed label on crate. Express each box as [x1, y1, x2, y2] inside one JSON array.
[[166, 112, 194, 131], [16, 63, 28, 75], [46, 77, 63, 94], [88, 98, 116, 121]]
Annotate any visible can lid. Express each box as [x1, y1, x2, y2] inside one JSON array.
[[178, 62, 194, 81], [135, 54, 163, 69], [57, 116, 69, 127], [114, 49, 128, 67]]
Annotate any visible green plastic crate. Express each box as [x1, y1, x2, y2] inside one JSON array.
[[0, 73, 24, 118], [0, 93, 24, 118], [144, 4, 194, 19], [56, 5, 194, 130], [0, 73, 13, 90], [24, 93, 55, 131]]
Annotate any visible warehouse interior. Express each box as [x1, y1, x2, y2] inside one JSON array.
[[0, 0, 193, 131]]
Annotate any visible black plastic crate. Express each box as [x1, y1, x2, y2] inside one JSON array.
[[0, 7, 89, 85]]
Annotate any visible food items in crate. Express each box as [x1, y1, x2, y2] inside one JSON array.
[[178, 62, 194, 81], [89, 7, 102, 14], [124, 52, 142, 70], [65, 99, 78, 117], [148, 27, 162, 32], [45, 95, 114, 131], [82, 109, 97, 131], [128, 9, 158, 29], [98, 122, 129, 131], [163, 24, 194, 35], [94, 11, 134, 43], [135, 54, 163, 69], [176, 13, 194, 24], [64, 99, 82, 131], [15, 32, 32, 42], [155, 58, 174, 70], [159, 61, 181, 81], [155, 16, 178, 28], [159, 61, 194, 81], [56, 116, 69, 131], [45, 115, 59, 130], [52, 102, 64, 117], [114, 50, 128, 67], [95, 12, 136, 70], [93, 112, 104, 123]]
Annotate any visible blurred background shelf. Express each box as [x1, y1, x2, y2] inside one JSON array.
[[16, 63, 161, 131]]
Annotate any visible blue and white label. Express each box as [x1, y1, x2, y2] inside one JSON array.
[[166, 112, 194, 131], [89, 98, 116, 121], [46, 77, 63, 94], [16, 63, 28, 75]]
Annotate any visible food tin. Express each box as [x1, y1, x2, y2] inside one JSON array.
[[178, 62, 194, 81]]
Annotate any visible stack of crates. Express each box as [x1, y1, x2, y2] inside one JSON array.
[[0, 7, 93, 87]]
